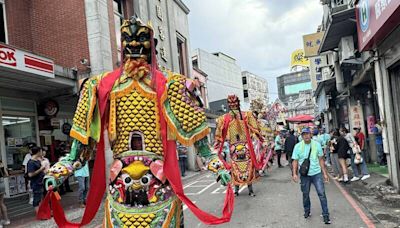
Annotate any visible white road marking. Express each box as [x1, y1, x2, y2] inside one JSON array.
[[211, 185, 226, 194], [222, 185, 246, 194], [183, 201, 196, 211], [185, 182, 217, 195], [184, 180, 214, 189]]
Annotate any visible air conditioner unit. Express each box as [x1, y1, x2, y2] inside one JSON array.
[[339, 36, 355, 64], [321, 66, 332, 81]]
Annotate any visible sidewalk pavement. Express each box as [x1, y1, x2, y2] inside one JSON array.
[[340, 170, 400, 227], [9, 169, 202, 227]]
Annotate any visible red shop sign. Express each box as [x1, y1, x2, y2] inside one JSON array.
[[356, 0, 400, 51]]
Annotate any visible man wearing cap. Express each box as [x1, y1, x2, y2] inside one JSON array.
[[292, 128, 331, 225]]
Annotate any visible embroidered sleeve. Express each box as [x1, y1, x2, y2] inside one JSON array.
[[162, 72, 210, 146], [70, 76, 101, 144]]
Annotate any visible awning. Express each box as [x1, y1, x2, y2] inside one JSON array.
[[286, 114, 314, 123], [319, 8, 357, 53], [0, 65, 76, 94]]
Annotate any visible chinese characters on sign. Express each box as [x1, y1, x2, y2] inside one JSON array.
[[155, 4, 167, 63], [375, 0, 392, 20], [156, 5, 163, 21], [158, 26, 166, 41], [350, 104, 365, 134], [302, 32, 325, 57], [160, 47, 167, 62]]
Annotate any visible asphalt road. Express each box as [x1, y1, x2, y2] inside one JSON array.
[[183, 166, 372, 228], [20, 165, 377, 228]]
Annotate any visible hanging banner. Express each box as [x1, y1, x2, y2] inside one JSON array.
[[367, 115, 376, 134]]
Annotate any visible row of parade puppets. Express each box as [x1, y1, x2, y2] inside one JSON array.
[[38, 17, 270, 228]]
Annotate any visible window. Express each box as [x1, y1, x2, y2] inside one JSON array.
[[177, 33, 188, 76], [114, 0, 124, 63], [0, 0, 7, 43], [243, 90, 248, 98], [242, 77, 247, 85]]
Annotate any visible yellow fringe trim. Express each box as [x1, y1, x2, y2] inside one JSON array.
[[160, 74, 211, 146], [160, 85, 210, 146], [86, 84, 97, 138], [105, 199, 113, 228], [110, 79, 157, 101], [162, 199, 177, 228], [70, 129, 88, 145], [175, 199, 182, 228], [108, 97, 117, 142]]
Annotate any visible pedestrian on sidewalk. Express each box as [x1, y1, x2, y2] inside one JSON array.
[[23, 142, 36, 205], [336, 129, 351, 183], [319, 128, 331, 166], [329, 130, 342, 180], [74, 150, 90, 208], [27, 146, 46, 214], [350, 128, 370, 182], [177, 143, 188, 177], [292, 128, 331, 224], [284, 129, 297, 171], [372, 122, 387, 166], [274, 132, 284, 168], [0, 160, 10, 227]]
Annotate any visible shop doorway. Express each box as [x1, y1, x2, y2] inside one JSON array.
[[1, 114, 37, 197], [2, 116, 37, 170]]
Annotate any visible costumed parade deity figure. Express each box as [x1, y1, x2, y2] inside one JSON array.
[[38, 17, 234, 228], [249, 99, 272, 174], [214, 95, 265, 197]]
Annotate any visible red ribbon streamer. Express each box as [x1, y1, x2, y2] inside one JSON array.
[[155, 70, 234, 225]]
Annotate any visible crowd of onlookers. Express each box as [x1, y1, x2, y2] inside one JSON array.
[[275, 123, 387, 183], [18, 142, 91, 221]]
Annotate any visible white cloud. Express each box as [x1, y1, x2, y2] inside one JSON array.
[[183, 0, 322, 100]]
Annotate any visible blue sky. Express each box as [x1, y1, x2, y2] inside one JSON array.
[[183, 0, 323, 101]]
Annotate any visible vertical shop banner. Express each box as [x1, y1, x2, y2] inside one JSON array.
[[367, 115, 376, 134], [350, 104, 365, 134]]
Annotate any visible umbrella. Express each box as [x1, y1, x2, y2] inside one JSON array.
[[286, 114, 314, 123]]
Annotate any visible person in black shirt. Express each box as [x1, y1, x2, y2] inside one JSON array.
[[27, 147, 45, 213], [284, 129, 297, 171]]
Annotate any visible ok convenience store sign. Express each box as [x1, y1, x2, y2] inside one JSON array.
[[0, 43, 54, 78]]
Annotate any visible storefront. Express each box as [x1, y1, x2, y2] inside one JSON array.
[[0, 43, 77, 197], [356, 0, 400, 190]]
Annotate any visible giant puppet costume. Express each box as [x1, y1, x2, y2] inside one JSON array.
[[214, 95, 265, 197], [38, 17, 234, 228]]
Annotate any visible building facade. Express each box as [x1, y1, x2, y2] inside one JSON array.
[[192, 49, 244, 104], [311, 0, 400, 191], [0, 0, 192, 198], [241, 71, 269, 110], [276, 70, 312, 106]]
